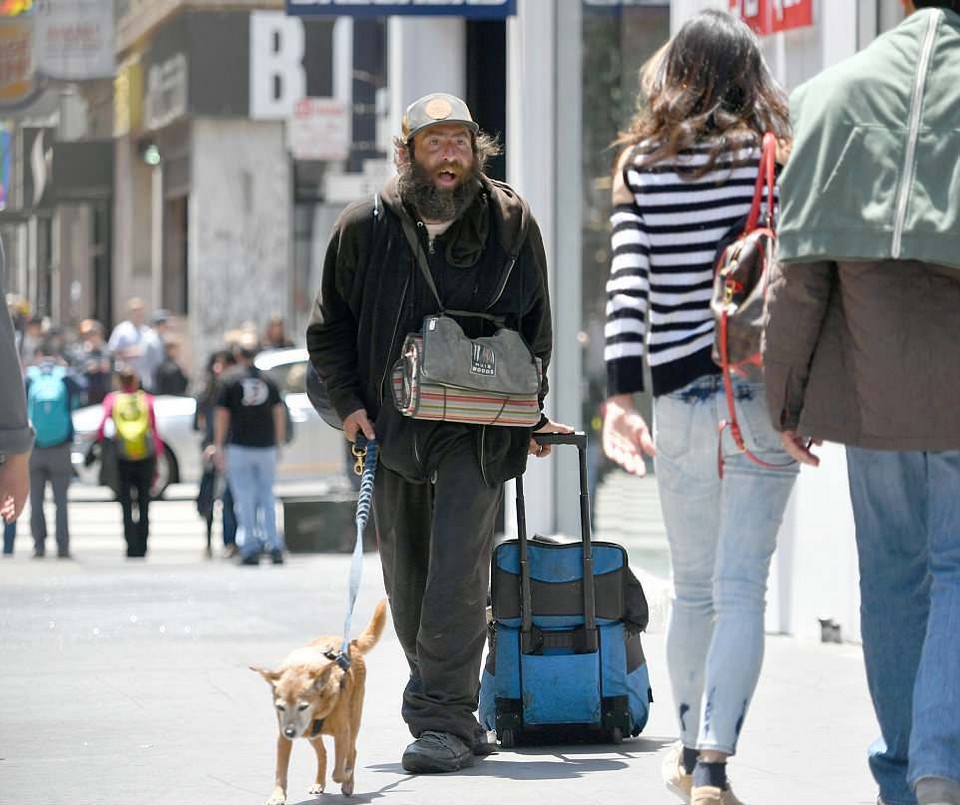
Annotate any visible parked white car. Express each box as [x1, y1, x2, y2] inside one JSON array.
[[71, 349, 346, 498]]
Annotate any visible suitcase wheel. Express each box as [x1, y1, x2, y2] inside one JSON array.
[[499, 729, 516, 749]]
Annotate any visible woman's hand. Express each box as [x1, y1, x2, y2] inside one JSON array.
[[602, 394, 656, 476]]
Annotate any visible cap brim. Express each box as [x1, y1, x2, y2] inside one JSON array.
[[406, 119, 480, 142]]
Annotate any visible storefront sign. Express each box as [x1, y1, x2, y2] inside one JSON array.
[[0, 14, 39, 110], [730, 0, 813, 35], [36, 0, 115, 81], [288, 97, 350, 161], [144, 52, 187, 131], [286, 0, 516, 19]]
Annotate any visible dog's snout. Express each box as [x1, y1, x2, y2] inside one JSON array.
[[284, 727, 297, 739]]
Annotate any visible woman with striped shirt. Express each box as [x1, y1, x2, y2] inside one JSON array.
[[602, 12, 797, 805]]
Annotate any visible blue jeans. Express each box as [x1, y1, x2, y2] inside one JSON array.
[[653, 375, 798, 754], [846, 448, 960, 805], [226, 445, 282, 558]]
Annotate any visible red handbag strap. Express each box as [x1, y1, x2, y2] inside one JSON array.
[[745, 132, 778, 233], [716, 312, 794, 476]]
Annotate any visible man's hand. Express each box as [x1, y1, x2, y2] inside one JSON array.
[[530, 419, 575, 458], [343, 409, 375, 444], [781, 430, 820, 467], [602, 394, 656, 477], [0, 451, 31, 522], [210, 446, 226, 473]]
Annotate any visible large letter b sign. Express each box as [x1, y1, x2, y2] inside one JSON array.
[[250, 11, 306, 119]]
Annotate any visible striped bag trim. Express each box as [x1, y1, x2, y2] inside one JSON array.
[[391, 335, 541, 428]]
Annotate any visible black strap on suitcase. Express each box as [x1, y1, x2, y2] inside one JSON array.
[[517, 432, 599, 656]]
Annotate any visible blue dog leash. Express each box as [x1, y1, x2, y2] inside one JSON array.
[[333, 434, 378, 669]]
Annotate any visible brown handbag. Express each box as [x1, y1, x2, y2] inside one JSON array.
[[710, 132, 789, 472]]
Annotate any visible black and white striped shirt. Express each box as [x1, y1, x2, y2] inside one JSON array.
[[605, 142, 769, 397]]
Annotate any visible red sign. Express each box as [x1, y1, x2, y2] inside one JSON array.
[[729, 0, 813, 35]]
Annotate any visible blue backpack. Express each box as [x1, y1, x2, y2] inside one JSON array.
[[27, 365, 72, 448]]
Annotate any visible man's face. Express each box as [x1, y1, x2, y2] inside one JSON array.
[[411, 124, 475, 191], [129, 305, 145, 327]]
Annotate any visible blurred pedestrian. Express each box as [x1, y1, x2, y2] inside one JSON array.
[[108, 298, 161, 392], [0, 237, 33, 546], [600, 13, 795, 804], [19, 315, 44, 365], [195, 349, 238, 558], [211, 340, 286, 565], [96, 368, 164, 558], [763, 4, 960, 805], [153, 339, 189, 396], [25, 342, 82, 559], [72, 319, 113, 405], [262, 314, 294, 350]]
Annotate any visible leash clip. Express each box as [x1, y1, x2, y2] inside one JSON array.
[[324, 648, 352, 671], [352, 442, 367, 477]]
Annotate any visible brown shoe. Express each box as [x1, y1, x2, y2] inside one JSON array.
[[662, 742, 693, 802], [691, 784, 745, 805]]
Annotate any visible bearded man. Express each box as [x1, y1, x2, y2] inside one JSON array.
[[307, 93, 568, 774]]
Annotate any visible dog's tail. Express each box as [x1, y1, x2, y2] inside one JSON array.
[[353, 598, 388, 654]]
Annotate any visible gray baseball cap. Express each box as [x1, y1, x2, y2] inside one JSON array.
[[402, 93, 479, 142]]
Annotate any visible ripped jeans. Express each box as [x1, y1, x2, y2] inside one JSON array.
[[653, 374, 798, 754]]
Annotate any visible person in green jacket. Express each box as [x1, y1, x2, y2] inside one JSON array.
[[763, 3, 960, 805]]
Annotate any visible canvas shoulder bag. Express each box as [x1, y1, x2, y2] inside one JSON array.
[[711, 132, 791, 472], [391, 210, 542, 428]]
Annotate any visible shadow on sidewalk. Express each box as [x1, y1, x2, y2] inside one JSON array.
[[353, 735, 673, 797]]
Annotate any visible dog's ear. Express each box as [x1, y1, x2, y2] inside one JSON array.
[[250, 666, 281, 686], [312, 665, 342, 693]]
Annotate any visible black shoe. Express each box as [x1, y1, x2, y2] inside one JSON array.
[[57, 551, 72, 560], [270, 550, 284, 565], [402, 731, 474, 774], [238, 552, 260, 566]]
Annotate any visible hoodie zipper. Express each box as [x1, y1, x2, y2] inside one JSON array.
[[892, 10, 939, 259], [486, 257, 518, 312]]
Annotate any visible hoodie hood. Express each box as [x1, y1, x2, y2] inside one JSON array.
[[380, 173, 530, 268]]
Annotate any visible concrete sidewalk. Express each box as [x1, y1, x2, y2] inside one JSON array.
[[0, 525, 881, 805]]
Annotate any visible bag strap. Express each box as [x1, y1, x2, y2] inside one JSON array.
[[745, 132, 778, 233], [716, 313, 794, 476]]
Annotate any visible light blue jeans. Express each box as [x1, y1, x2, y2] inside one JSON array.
[[846, 448, 960, 805], [226, 445, 282, 558], [653, 374, 798, 755]]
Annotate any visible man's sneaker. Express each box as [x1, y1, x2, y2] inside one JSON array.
[[472, 725, 498, 756], [270, 549, 285, 565], [401, 731, 474, 774], [662, 742, 693, 802], [691, 784, 745, 805], [238, 552, 260, 566]]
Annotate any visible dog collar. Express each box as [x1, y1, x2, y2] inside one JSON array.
[[309, 718, 325, 738], [323, 648, 351, 672]]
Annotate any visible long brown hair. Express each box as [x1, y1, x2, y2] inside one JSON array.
[[615, 10, 789, 174]]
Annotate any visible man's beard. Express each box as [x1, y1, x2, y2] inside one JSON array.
[[398, 157, 481, 222]]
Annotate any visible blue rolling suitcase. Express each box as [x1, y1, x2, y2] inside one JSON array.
[[479, 432, 653, 747]]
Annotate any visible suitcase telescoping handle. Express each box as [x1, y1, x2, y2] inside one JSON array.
[[516, 431, 598, 655]]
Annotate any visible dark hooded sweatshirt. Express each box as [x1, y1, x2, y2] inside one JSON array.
[[306, 174, 552, 486]]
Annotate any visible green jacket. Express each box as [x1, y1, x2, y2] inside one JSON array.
[[778, 7, 960, 268]]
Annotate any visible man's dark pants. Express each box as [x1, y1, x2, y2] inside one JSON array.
[[117, 457, 154, 557], [373, 437, 502, 744]]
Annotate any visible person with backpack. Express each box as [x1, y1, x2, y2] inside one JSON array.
[[763, 4, 960, 804], [96, 368, 163, 558], [25, 344, 82, 559], [600, 13, 797, 804]]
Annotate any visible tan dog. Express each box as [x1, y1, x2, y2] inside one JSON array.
[[251, 599, 387, 803]]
